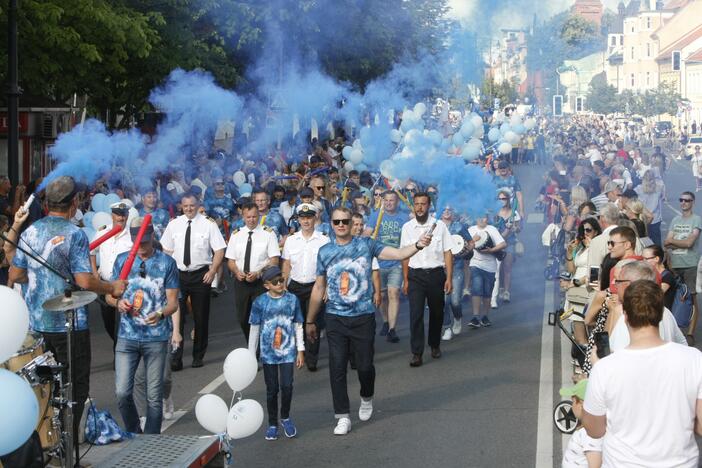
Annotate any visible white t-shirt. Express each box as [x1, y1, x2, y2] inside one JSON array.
[[584, 342, 702, 467], [562, 427, 603, 468], [468, 225, 505, 273], [609, 307, 687, 352]]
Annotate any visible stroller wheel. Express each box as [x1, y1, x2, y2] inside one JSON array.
[[553, 400, 578, 434]]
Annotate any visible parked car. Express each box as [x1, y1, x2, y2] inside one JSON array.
[[654, 121, 672, 138], [685, 136, 702, 157]]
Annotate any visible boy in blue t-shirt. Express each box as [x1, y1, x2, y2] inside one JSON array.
[[248, 265, 305, 441]]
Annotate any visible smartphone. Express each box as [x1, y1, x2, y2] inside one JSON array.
[[559, 272, 572, 281], [593, 331, 610, 358], [589, 266, 600, 284]]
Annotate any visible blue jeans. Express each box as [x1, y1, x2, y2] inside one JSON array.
[[115, 339, 168, 434], [263, 362, 295, 426], [443, 268, 464, 326]]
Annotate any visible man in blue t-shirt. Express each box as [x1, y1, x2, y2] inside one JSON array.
[[9, 176, 127, 443], [306, 207, 432, 435], [108, 217, 180, 434], [364, 190, 407, 342]]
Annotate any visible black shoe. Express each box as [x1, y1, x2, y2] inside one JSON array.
[[409, 354, 423, 367], [192, 358, 204, 368], [379, 322, 389, 336], [171, 359, 183, 372], [307, 363, 318, 372], [431, 347, 441, 359], [386, 328, 400, 343]]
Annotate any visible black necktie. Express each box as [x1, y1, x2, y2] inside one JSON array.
[[244, 231, 253, 273], [183, 220, 192, 267]]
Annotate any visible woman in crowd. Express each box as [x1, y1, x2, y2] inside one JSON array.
[[494, 188, 521, 302], [643, 244, 676, 310], [634, 169, 664, 246]]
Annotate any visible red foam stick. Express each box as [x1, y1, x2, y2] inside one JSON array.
[[89, 225, 122, 251], [119, 214, 152, 280]]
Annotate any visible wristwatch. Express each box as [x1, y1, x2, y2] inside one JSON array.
[[156, 309, 164, 320], [414, 241, 425, 250]]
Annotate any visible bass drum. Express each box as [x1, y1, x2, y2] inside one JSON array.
[[1, 332, 60, 451], [450, 234, 473, 260]]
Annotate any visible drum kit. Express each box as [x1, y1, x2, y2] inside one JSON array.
[[1, 290, 96, 468]]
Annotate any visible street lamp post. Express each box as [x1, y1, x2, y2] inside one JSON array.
[[7, 0, 20, 185]]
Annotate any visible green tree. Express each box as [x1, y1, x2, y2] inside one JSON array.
[[560, 15, 597, 47], [586, 72, 619, 114]]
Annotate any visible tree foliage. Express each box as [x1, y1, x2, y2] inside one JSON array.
[[480, 76, 518, 109], [560, 15, 597, 47], [586, 74, 681, 117]]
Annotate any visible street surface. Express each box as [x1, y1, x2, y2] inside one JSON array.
[[83, 150, 698, 467]]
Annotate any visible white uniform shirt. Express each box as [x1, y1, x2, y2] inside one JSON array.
[[161, 213, 226, 271], [468, 225, 505, 273], [400, 217, 452, 269], [225, 225, 280, 274], [282, 230, 330, 284], [92, 226, 132, 280]]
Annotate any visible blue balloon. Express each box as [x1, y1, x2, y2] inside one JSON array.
[[104, 193, 121, 211], [82, 226, 96, 242], [239, 183, 253, 195], [83, 211, 95, 228], [0, 369, 39, 455], [91, 193, 106, 213]]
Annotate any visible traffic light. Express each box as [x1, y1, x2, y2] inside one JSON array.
[[553, 95, 563, 116], [575, 96, 584, 112], [673, 51, 681, 71]]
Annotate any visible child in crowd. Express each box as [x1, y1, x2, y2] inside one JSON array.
[[248, 265, 305, 440], [560, 379, 602, 468]]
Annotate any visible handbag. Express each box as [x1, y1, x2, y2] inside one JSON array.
[[565, 285, 592, 306]]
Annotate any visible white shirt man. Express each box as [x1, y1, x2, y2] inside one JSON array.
[[92, 224, 132, 281], [226, 225, 280, 276], [161, 213, 226, 272], [400, 218, 452, 270]]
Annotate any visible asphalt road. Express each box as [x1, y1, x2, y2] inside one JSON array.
[[80, 148, 699, 468]]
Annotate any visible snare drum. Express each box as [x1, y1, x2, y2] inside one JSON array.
[[1, 332, 60, 451]]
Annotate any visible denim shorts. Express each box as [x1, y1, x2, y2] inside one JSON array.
[[380, 266, 403, 290], [470, 266, 496, 298]]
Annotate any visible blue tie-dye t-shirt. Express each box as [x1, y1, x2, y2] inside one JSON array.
[[13, 216, 92, 332], [204, 195, 235, 222], [261, 210, 287, 238], [249, 291, 303, 364], [366, 210, 406, 269], [316, 236, 385, 317], [137, 207, 170, 240], [111, 250, 179, 342]]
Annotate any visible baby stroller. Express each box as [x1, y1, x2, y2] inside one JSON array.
[[542, 223, 567, 280]]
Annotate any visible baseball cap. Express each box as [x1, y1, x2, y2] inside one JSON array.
[[46, 176, 80, 204], [261, 265, 283, 282], [296, 203, 318, 217], [299, 187, 314, 198], [603, 180, 620, 194], [559, 379, 588, 400], [110, 202, 130, 217]]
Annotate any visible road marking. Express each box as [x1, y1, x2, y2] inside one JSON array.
[[527, 213, 544, 224], [163, 373, 228, 433], [535, 280, 555, 468], [199, 374, 226, 394], [560, 326, 571, 456]]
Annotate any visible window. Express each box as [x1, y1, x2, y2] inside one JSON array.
[[620, 36, 624, 46], [631, 47, 635, 60], [647, 43, 651, 57], [647, 17, 651, 29], [646, 72, 651, 86], [630, 74, 635, 87], [611, 36, 617, 46]]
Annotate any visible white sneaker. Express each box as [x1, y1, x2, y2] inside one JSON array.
[[163, 396, 174, 420], [441, 328, 453, 341], [333, 417, 352, 435], [452, 318, 462, 335], [491, 299, 498, 309], [139, 416, 146, 432], [358, 398, 373, 421]]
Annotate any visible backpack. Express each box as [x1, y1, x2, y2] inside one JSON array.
[[671, 275, 694, 329]]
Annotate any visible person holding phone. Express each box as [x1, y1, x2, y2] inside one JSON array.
[[582, 279, 702, 467]]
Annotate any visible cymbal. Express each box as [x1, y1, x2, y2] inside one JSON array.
[[43, 291, 98, 312]]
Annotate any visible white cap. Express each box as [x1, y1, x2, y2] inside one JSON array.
[[296, 203, 318, 216]]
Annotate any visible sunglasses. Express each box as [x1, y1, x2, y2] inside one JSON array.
[[497, 197, 509, 201], [607, 240, 627, 247], [583, 227, 593, 232], [374, 193, 382, 197], [680, 198, 694, 203], [139, 262, 146, 279], [332, 218, 351, 226], [314, 186, 325, 190], [643, 256, 657, 261], [613, 279, 630, 284], [268, 277, 284, 286]]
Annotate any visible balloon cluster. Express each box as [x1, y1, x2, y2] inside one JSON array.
[[231, 171, 253, 197], [82, 192, 138, 242], [194, 348, 264, 457], [0, 286, 39, 456], [488, 111, 537, 156]]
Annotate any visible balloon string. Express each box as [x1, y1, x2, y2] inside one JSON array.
[[217, 432, 233, 465], [230, 391, 242, 409]]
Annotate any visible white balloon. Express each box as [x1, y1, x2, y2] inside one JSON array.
[[226, 399, 264, 440], [499, 123, 511, 135], [356, 163, 368, 171], [508, 132, 521, 145], [390, 129, 402, 144], [119, 198, 135, 209], [460, 122, 474, 139], [195, 394, 229, 434], [0, 286, 29, 364], [427, 129, 442, 146], [232, 171, 246, 187], [504, 131, 518, 144], [105, 193, 121, 209], [413, 102, 427, 117], [462, 143, 480, 161], [349, 149, 364, 165], [379, 160, 395, 178], [487, 127, 501, 142], [91, 212, 112, 231], [524, 118, 537, 130], [498, 142, 513, 155], [403, 110, 416, 122], [470, 115, 483, 129], [223, 348, 257, 392], [510, 114, 522, 126], [472, 125, 484, 139], [343, 161, 355, 171], [91, 193, 106, 212], [404, 129, 422, 147], [342, 146, 353, 159], [452, 132, 464, 147], [352, 139, 362, 149]]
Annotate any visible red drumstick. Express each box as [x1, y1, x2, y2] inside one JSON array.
[[89, 225, 122, 251], [119, 214, 152, 280]]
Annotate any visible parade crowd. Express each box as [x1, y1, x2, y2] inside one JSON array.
[[2, 108, 702, 467]]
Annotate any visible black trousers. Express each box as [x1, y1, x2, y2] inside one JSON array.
[[174, 267, 211, 362], [42, 330, 91, 443], [99, 298, 118, 348], [326, 313, 375, 416], [408, 267, 446, 355], [233, 278, 265, 342], [287, 279, 322, 366], [263, 363, 294, 426]]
